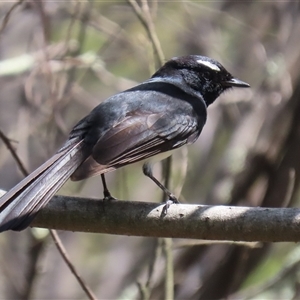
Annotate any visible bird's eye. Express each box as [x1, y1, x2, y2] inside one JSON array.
[[204, 71, 213, 79]]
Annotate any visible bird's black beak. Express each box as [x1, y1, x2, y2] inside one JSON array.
[[223, 78, 250, 88]]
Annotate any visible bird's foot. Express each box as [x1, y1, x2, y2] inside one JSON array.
[[103, 190, 116, 201], [168, 193, 179, 204], [162, 194, 179, 215]]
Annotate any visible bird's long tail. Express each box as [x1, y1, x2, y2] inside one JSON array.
[[0, 139, 89, 232]]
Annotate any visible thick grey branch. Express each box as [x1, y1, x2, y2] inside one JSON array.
[[1, 189, 299, 241], [20, 194, 300, 242]]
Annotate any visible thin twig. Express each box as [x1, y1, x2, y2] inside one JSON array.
[[49, 230, 97, 300], [146, 239, 162, 289], [161, 158, 175, 298], [283, 168, 296, 207], [163, 238, 174, 300], [126, 0, 165, 66], [0, 130, 28, 177], [0, 0, 25, 35], [0, 130, 96, 300], [137, 238, 162, 300]]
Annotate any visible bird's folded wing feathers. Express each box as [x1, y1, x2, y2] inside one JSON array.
[[71, 110, 199, 181]]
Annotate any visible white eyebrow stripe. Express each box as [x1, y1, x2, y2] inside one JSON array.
[[196, 59, 221, 72]]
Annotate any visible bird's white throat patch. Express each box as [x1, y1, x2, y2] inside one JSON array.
[[196, 59, 221, 72]]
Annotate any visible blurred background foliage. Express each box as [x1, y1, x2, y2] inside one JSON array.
[[1, 0, 300, 299]]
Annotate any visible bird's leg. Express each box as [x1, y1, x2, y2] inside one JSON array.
[[101, 174, 115, 200], [142, 162, 179, 204]]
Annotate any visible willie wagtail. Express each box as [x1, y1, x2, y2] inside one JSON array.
[[0, 55, 249, 232]]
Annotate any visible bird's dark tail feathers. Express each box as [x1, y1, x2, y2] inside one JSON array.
[[0, 139, 89, 232]]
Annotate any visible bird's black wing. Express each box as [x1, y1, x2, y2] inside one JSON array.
[[94, 110, 199, 166], [71, 101, 204, 181]]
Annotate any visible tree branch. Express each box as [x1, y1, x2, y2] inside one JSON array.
[[0, 0, 25, 35], [49, 230, 97, 300], [0, 191, 295, 242], [126, 0, 165, 66]]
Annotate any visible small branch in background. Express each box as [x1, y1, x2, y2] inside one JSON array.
[[32, 0, 51, 42], [64, 1, 92, 94], [0, 0, 25, 35], [137, 238, 162, 300], [163, 238, 174, 300], [21, 233, 46, 299], [161, 156, 175, 298], [126, 0, 165, 66], [65, 1, 82, 50], [0, 130, 28, 177], [283, 168, 296, 208], [49, 230, 97, 300]]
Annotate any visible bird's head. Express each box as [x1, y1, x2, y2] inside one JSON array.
[[152, 55, 250, 106]]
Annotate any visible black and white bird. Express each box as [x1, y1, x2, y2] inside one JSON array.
[[0, 55, 249, 232]]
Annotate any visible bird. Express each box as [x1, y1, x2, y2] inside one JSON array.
[[0, 55, 249, 232]]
